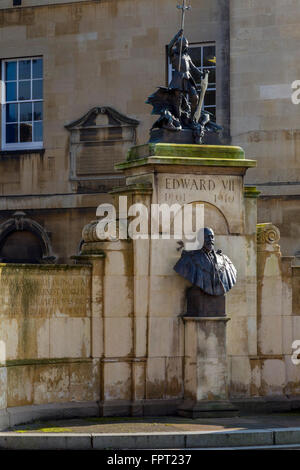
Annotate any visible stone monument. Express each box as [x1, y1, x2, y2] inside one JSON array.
[[110, 2, 256, 415], [174, 227, 238, 417], [75, 1, 256, 417]]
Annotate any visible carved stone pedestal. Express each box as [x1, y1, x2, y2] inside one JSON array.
[[178, 316, 238, 418]]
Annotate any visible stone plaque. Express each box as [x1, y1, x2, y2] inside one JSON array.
[[77, 144, 121, 175], [0, 266, 91, 318], [66, 107, 139, 182], [156, 174, 243, 233]]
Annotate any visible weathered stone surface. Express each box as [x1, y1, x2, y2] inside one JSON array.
[[148, 317, 183, 358], [104, 317, 133, 358], [230, 1, 300, 259], [103, 362, 131, 401], [183, 317, 230, 402], [0, 263, 99, 409], [0, 264, 91, 318], [156, 173, 243, 234]]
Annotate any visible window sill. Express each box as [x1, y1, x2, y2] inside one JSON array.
[[0, 148, 45, 156]]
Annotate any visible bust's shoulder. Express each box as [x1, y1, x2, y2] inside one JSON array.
[[216, 250, 234, 266]]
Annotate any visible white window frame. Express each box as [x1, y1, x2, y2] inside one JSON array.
[[1, 56, 43, 151], [168, 42, 216, 118]]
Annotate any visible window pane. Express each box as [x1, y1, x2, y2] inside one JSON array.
[[6, 62, 17, 81], [19, 60, 31, 80], [32, 80, 43, 100], [204, 89, 216, 107], [189, 47, 202, 68], [20, 122, 32, 142], [34, 102, 43, 121], [203, 46, 216, 67], [6, 103, 17, 123], [6, 124, 18, 143], [33, 59, 43, 79], [33, 121, 43, 142], [19, 81, 31, 100], [6, 82, 17, 101], [20, 102, 32, 122], [208, 68, 216, 86]]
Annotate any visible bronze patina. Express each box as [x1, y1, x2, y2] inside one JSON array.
[[146, 1, 222, 144], [174, 228, 237, 316]]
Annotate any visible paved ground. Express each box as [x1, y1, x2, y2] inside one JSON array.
[[5, 412, 300, 434], [1, 413, 300, 450]]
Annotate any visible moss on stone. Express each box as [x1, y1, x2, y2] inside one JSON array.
[[116, 155, 257, 171], [244, 186, 261, 198], [119, 144, 257, 173], [0, 263, 90, 271], [2, 357, 93, 368], [127, 143, 246, 161]]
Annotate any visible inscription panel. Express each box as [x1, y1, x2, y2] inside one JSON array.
[[0, 267, 91, 318], [76, 144, 120, 175], [156, 174, 244, 234]]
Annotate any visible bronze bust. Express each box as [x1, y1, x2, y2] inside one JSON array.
[[174, 228, 237, 316]]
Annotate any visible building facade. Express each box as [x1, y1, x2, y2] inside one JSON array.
[[0, 0, 230, 262], [0, 0, 298, 261], [0, 0, 299, 422]]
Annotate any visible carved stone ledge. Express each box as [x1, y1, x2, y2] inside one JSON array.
[[82, 218, 129, 244], [257, 223, 280, 252], [82, 220, 100, 243]]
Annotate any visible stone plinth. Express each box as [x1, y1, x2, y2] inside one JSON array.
[[186, 287, 225, 317], [178, 316, 238, 418]]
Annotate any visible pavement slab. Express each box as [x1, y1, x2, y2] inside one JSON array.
[[5, 412, 300, 434]]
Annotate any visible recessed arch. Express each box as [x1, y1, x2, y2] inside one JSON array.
[[0, 212, 56, 264], [168, 200, 230, 238]]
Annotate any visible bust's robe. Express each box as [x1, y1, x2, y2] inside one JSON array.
[[174, 248, 237, 296]]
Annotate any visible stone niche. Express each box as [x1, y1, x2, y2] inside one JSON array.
[[0, 211, 56, 264], [65, 107, 139, 193]]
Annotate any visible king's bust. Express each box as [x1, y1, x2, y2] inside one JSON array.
[[174, 228, 237, 316]]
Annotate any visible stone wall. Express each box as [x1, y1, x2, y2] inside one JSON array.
[[0, 223, 300, 423], [230, 223, 300, 403], [0, 263, 100, 422], [0, 0, 86, 8], [230, 0, 300, 257], [0, 0, 299, 260]]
